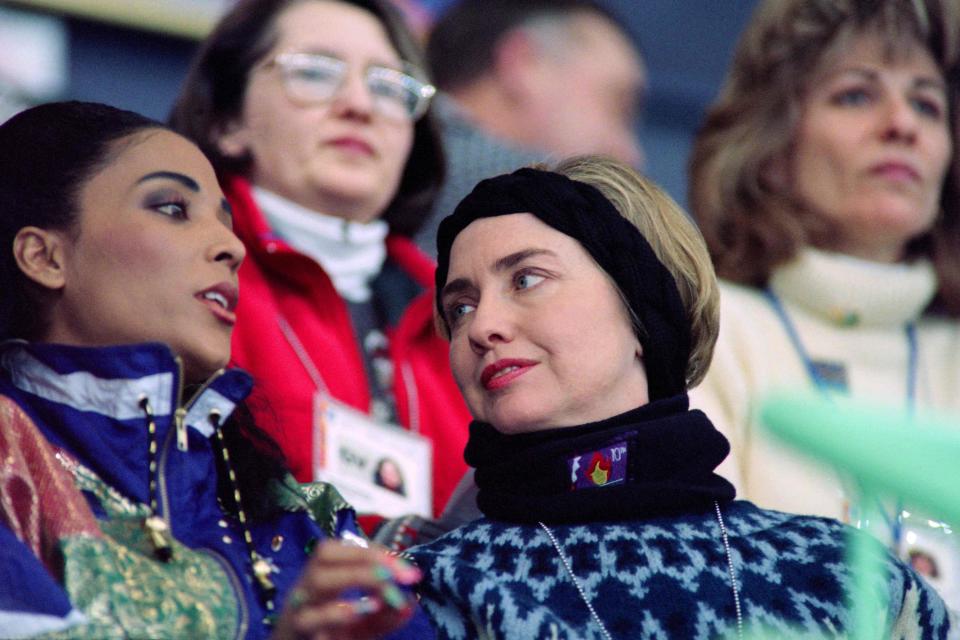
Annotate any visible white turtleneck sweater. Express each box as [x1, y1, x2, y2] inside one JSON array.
[[253, 187, 388, 303], [690, 248, 960, 521]]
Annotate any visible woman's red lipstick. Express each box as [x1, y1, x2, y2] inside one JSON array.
[[481, 359, 538, 391], [196, 283, 239, 326]]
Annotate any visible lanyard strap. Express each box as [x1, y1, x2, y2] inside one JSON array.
[[277, 314, 331, 396], [762, 289, 917, 405], [763, 289, 918, 545], [276, 313, 403, 424]]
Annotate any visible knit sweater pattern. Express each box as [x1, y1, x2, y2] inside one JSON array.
[[411, 501, 951, 639]]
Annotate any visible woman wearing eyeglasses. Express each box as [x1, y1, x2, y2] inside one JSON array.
[[171, 0, 471, 529]]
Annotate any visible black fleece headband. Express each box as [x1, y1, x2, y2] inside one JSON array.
[[435, 167, 691, 401]]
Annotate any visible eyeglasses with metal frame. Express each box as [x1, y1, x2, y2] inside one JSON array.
[[268, 52, 436, 121]]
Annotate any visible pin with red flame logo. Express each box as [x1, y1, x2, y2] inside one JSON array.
[[568, 441, 628, 490]]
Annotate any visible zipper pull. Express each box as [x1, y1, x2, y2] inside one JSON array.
[[252, 553, 277, 601], [175, 407, 188, 452], [144, 515, 173, 562]]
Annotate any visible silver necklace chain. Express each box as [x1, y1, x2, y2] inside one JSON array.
[[538, 501, 744, 640], [714, 500, 744, 640]]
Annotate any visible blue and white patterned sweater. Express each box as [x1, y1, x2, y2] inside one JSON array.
[[410, 501, 952, 639]]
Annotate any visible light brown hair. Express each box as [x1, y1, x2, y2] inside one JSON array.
[[688, 0, 960, 316], [556, 156, 720, 389]]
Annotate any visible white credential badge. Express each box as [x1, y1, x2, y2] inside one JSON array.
[[313, 392, 432, 518]]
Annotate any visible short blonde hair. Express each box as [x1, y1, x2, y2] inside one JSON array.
[[553, 155, 720, 389]]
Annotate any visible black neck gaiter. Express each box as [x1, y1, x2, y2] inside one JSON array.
[[465, 394, 736, 524]]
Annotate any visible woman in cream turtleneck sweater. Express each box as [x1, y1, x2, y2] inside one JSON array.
[[688, 0, 960, 602]]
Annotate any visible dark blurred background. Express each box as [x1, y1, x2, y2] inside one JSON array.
[[0, 0, 758, 207]]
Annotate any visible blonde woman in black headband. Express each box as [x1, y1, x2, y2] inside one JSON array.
[[407, 156, 952, 640]]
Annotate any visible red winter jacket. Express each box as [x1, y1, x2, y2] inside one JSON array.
[[225, 176, 471, 517]]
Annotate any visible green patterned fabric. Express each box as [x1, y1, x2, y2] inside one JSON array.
[[59, 534, 241, 640], [35, 462, 243, 639], [39, 466, 366, 639], [286, 479, 354, 538], [22, 475, 362, 640], [0, 343, 386, 640]]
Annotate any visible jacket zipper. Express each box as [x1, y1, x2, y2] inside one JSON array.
[[159, 360, 228, 533], [197, 548, 250, 640], [158, 362, 249, 637], [173, 356, 188, 451], [172, 360, 228, 452]]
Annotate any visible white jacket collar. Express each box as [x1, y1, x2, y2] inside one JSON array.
[[254, 187, 388, 303]]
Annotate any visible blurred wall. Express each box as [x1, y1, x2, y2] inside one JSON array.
[[623, 1, 758, 205], [65, 17, 195, 119], [0, 0, 758, 208]]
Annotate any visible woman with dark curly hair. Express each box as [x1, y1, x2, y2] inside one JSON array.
[[0, 100, 432, 640]]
